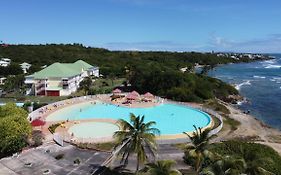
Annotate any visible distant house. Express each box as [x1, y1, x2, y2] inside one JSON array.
[[41, 65, 47, 69], [25, 60, 99, 96], [0, 58, 11, 67], [180, 67, 188, 72], [0, 77, 7, 85], [20, 62, 32, 73]]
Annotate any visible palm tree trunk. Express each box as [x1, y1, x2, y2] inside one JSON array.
[[196, 154, 201, 175], [136, 158, 139, 174]]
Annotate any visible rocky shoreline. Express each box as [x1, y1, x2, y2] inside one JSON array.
[[214, 100, 281, 154]]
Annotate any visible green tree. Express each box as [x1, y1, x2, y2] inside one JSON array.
[[79, 76, 92, 95], [183, 125, 212, 174], [111, 114, 160, 173], [209, 141, 280, 174], [3, 74, 25, 92], [0, 103, 32, 158], [201, 156, 246, 175], [143, 160, 182, 175], [245, 157, 275, 175]]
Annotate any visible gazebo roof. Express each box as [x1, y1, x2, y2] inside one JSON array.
[[131, 90, 140, 96], [143, 92, 154, 98], [126, 93, 137, 100]]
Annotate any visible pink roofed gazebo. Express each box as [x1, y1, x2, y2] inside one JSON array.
[[31, 119, 46, 127], [112, 88, 122, 94], [143, 92, 154, 98], [126, 93, 137, 100], [131, 90, 140, 97]]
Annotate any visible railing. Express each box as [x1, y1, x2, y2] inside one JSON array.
[[28, 95, 96, 121]]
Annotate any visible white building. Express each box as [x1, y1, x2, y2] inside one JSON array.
[[0, 58, 11, 67], [25, 60, 99, 96], [20, 62, 32, 73], [0, 77, 7, 85]]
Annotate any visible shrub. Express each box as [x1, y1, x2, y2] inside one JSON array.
[[48, 123, 61, 133], [0, 103, 32, 158], [73, 158, 81, 165], [209, 141, 281, 174], [33, 102, 48, 110], [31, 130, 43, 147], [54, 154, 64, 160]]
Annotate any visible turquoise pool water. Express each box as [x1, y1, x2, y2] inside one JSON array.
[[68, 122, 119, 139], [0, 102, 24, 107], [47, 102, 211, 135]]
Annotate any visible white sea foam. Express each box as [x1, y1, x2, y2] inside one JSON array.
[[263, 60, 277, 64], [235, 80, 251, 90], [253, 75, 266, 79], [264, 64, 281, 69], [273, 77, 281, 81], [237, 101, 243, 105]]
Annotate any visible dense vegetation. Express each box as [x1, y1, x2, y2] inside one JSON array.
[[0, 44, 251, 77], [0, 44, 251, 102], [183, 140, 281, 174], [0, 103, 32, 158], [208, 141, 281, 174], [129, 65, 238, 102]]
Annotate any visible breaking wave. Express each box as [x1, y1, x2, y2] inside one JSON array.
[[235, 80, 251, 90]]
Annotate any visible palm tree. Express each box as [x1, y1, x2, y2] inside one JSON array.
[[201, 156, 275, 175], [183, 125, 212, 174], [143, 160, 182, 175], [79, 76, 92, 95], [200, 156, 246, 175], [111, 113, 160, 173], [245, 158, 275, 175]]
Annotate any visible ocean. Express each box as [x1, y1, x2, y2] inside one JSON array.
[[208, 54, 281, 130]]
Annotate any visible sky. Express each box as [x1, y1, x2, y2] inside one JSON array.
[[1, 0, 281, 53]]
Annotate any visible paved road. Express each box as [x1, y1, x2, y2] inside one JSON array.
[[0, 143, 190, 175]]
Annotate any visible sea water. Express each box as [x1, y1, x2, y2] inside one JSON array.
[[208, 54, 281, 130]]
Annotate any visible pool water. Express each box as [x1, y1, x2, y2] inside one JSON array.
[[68, 122, 119, 139], [47, 102, 211, 135]]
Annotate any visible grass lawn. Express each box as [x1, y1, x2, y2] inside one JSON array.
[[203, 99, 230, 114], [0, 95, 68, 103], [88, 78, 126, 94], [222, 114, 241, 131]]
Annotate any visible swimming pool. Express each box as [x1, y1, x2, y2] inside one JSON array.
[[0, 102, 24, 107], [47, 101, 211, 136]]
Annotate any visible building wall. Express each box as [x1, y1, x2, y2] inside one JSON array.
[[47, 78, 62, 88]]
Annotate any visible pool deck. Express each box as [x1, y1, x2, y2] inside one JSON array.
[[30, 94, 217, 144]]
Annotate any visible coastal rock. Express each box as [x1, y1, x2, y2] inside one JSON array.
[[223, 95, 244, 104]]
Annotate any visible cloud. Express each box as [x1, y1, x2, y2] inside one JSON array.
[[209, 34, 281, 53], [102, 41, 205, 52], [99, 34, 281, 53]]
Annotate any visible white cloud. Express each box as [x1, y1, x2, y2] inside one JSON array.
[[98, 34, 281, 53], [103, 41, 205, 51], [209, 34, 281, 53]]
